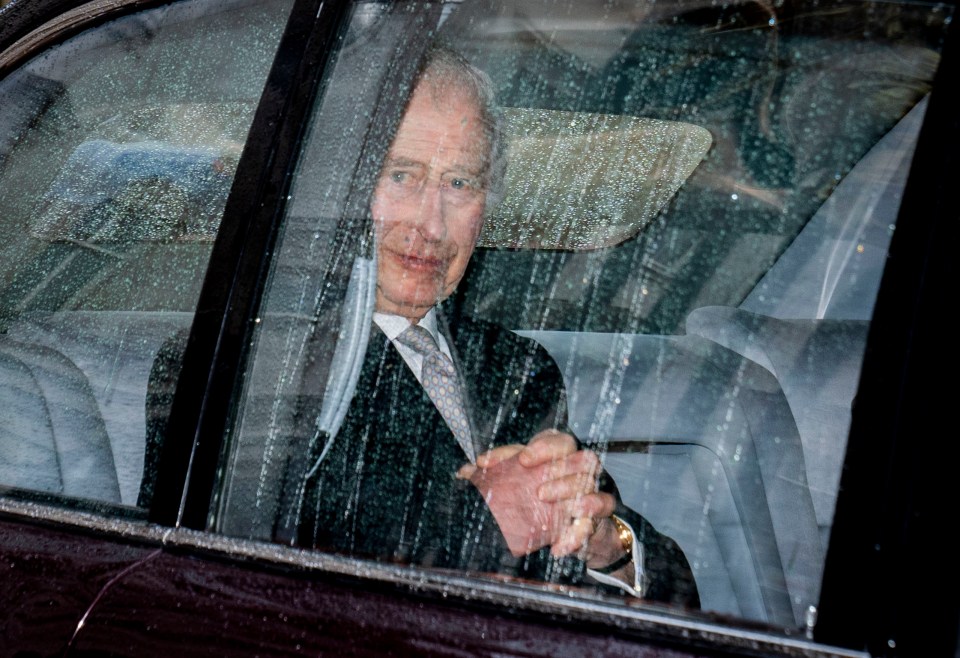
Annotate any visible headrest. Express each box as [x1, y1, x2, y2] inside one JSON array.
[[32, 138, 239, 243]]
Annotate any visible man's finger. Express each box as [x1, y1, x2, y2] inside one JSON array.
[[457, 443, 528, 478], [474, 444, 524, 468], [548, 492, 616, 557], [539, 449, 601, 489], [550, 517, 596, 557], [518, 430, 577, 467], [553, 492, 616, 520], [537, 470, 600, 501]]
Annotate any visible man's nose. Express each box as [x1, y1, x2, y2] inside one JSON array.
[[412, 179, 447, 242]]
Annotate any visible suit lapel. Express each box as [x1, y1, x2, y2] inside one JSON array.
[[373, 322, 477, 462]]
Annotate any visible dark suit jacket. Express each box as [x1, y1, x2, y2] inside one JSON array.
[[294, 309, 700, 608]]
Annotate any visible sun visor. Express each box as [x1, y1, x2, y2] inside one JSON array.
[[478, 109, 712, 251]]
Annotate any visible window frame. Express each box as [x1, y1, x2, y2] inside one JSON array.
[[0, 0, 169, 76], [816, 10, 960, 655], [147, 0, 354, 529]]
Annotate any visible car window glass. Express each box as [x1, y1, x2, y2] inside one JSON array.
[[219, 0, 951, 636], [0, 0, 294, 511]]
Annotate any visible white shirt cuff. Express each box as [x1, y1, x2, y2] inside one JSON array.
[[585, 520, 645, 597]]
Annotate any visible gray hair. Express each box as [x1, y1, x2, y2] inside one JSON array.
[[413, 44, 506, 214]]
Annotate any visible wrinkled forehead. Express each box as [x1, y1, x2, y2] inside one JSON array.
[[392, 79, 492, 172]]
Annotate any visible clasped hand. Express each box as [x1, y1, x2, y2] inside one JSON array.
[[456, 429, 615, 559]]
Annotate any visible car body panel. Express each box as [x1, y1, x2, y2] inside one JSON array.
[[1, 499, 864, 658], [0, 514, 158, 654]]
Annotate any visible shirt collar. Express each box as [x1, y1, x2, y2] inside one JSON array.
[[373, 307, 439, 342]]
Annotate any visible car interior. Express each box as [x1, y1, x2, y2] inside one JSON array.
[[507, 99, 926, 626], [0, 0, 947, 635], [0, 0, 290, 504]]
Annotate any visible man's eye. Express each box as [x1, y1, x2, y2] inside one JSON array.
[[390, 171, 409, 184], [448, 177, 473, 191]]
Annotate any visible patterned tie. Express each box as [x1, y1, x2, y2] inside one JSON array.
[[396, 324, 475, 462]]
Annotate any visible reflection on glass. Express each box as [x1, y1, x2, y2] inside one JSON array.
[[0, 0, 294, 508], [221, 0, 951, 633]]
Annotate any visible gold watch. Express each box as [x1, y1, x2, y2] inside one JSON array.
[[593, 515, 634, 574]]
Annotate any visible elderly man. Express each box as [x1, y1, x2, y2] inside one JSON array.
[[296, 46, 699, 608]]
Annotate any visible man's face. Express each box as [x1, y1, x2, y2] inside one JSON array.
[[371, 81, 489, 321]]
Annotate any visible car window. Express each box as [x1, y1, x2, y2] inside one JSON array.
[[0, 0, 294, 510], [217, 0, 949, 638]]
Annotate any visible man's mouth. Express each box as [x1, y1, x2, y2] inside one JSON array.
[[386, 248, 448, 274]]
